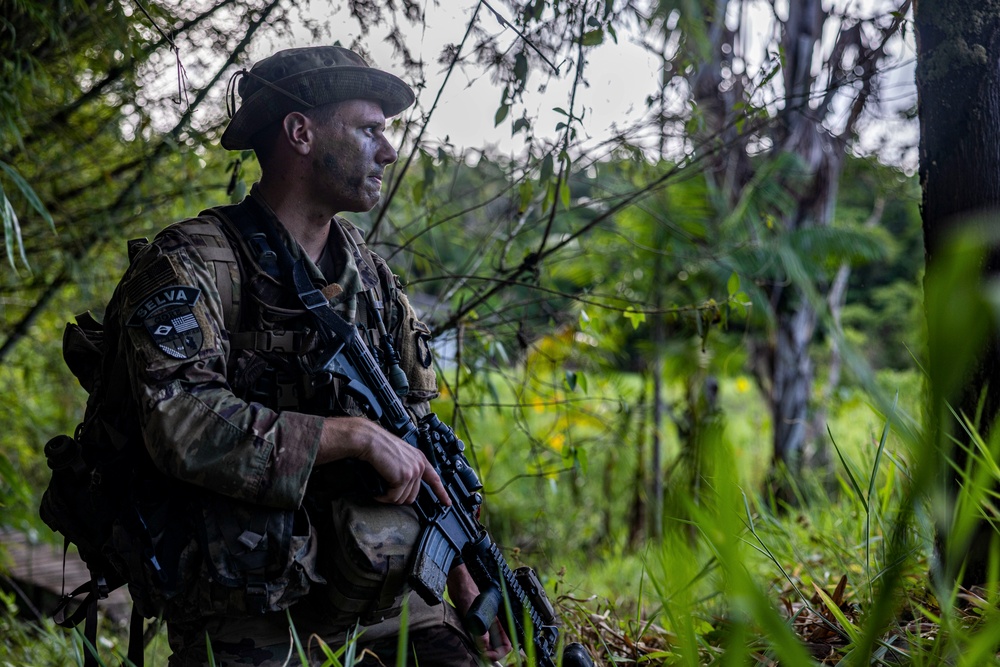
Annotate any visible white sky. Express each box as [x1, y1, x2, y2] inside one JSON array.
[[243, 2, 666, 159], [233, 0, 916, 168]]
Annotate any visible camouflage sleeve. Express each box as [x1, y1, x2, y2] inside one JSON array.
[[118, 226, 322, 510]]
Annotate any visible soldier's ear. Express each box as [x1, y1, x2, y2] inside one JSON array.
[[282, 112, 313, 155]]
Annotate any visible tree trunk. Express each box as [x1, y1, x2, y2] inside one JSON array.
[[772, 301, 817, 481], [627, 379, 648, 550], [916, 0, 1000, 586]]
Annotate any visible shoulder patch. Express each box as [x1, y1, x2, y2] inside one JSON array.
[[127, 285, 204, 359]]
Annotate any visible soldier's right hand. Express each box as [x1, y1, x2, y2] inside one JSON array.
[[317, 416, 450, 506]]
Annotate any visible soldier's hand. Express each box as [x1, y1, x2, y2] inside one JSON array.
[[317, 416, 450, 505], [447, 565, 513, 661]]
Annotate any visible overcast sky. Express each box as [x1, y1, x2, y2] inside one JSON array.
[[237, 1, 917, 169]]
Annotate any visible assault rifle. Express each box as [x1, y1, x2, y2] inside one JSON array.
[[302, 281, 593, 667]]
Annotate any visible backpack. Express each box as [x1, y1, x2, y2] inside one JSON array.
[[38, 219, 249, 666]]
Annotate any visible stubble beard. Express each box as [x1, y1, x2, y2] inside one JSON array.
[[318, 152, 380, 212]]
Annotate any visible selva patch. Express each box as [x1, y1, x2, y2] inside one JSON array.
[[127, 285, 203, 359]]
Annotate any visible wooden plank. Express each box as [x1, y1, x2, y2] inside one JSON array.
[[0, 528, 131, 622]]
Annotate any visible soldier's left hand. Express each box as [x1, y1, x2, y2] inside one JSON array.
[[447, 564, 513, 661]]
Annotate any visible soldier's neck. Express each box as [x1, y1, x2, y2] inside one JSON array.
[[257, 176, 332, 262]]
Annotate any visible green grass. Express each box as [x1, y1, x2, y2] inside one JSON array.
[[4, 367, 1000, 665]]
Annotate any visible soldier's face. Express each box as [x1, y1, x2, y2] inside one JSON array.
[[310, 99, 398, 213]]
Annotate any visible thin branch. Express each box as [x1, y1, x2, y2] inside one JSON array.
[[0, 0, 284, 363], [369, 1, 483, 242]]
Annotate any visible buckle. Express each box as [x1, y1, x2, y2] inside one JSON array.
[[299, 289, 328, 310], [245, 583, 268, 614]]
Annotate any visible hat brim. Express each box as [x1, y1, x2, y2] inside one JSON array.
[[221, 66, 415, 150]]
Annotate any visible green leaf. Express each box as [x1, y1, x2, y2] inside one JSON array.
[[230, 179, 247, 204], [564, 370, 578, 392], [581, 29, 604, 46], [624, 307, 646, 329], [513, 52, 528, 82], [727, 272, 740, 296], [540, 153, 554, 184], [494, 103, 510, 126], [542, 182, 556, 211], [518, 180, 534, 211], [559, 180, 571, 209], [0, 160, 54, 231], [1, 187, 29, 272], [412, 179, 426, 205]]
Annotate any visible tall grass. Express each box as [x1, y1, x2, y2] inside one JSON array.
[[5, 372, 1000, 665]]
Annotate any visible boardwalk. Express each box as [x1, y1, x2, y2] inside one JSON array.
[[0, 527, 131, 624]]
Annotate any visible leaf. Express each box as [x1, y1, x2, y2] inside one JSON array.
[[559, 180, 571, 209], [513, 52, 528, 82], [494, 103, 510, 126], [0, 160, 55, 231], [564, 370, 578, 392], [727, 272, 740, 296], [581, 29, 604, 46], [542, 182, 556, 211], [540, 153, 554, 184], [829, 425, 868, 513], [518, 180, 534, 211], [230, 179, 247, 203], [812, 584, 861, 643], [1, 188, 28, 272], [624, 307, 646, 329]]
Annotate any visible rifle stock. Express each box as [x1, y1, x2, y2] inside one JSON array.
[[311, 308, 594, 667]]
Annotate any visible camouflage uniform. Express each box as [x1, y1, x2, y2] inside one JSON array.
[[106, 185, 480, 666]]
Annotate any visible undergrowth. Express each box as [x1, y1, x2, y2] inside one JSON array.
[[5, 376, 1000, 665]]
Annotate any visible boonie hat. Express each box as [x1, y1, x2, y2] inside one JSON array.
[[221, 45, 415, 150]]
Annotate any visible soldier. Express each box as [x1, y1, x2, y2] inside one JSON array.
[[105, 46, 512, 666]]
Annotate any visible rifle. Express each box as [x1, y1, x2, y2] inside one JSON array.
[[299, 268, 594, 667]]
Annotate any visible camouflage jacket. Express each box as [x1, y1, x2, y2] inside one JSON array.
[[101, 185, 438, 621]]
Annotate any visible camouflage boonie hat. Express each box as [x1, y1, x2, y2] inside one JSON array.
[[221, 46, 415, 150]]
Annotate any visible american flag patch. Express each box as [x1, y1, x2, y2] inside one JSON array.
[[172, 313, 199, 333]]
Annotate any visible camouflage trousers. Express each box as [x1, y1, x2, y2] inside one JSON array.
[[166, 592, 484, 667]]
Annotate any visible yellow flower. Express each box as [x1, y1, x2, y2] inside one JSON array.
[[736, 377, 750, 393]]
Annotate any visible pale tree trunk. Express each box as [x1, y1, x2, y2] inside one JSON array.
[[772, 301, 818, 478], [684, 0, 907, 496], [807, 198, 885, 470]]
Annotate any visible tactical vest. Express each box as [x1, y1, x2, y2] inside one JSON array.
[[115, 198, 436, 623]]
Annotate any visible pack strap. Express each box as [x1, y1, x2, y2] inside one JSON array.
[[128, 607, 145, 666], [229, 330, 304, 353], [172, 217, 241, 334]]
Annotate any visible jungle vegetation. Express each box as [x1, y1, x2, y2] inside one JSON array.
[[3, 0, 1000, 664]]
